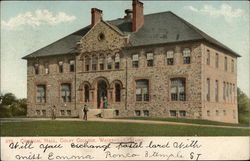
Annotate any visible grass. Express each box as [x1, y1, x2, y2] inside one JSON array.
[[1, 120, 249, 136], [116, 117, 250, 127]]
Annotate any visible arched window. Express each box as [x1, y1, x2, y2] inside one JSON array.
[[84, 85, 90, 102], [115, 53, 120, 69], [92, 56, 97, 71], [107, 55, 112, 70], [183, 48, 191, 64], [115, 83, 121, 102], [170, 78, 186, 101], [99, 55, 104, 70], [85, 56, 90, 71], [136, 79, 149, 101]]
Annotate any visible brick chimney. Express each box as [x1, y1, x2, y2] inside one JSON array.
[[132, 0, 144, 32], [91, 8, 103, 27]]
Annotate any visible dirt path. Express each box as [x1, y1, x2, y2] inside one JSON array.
[[1, 118, 249, 129]]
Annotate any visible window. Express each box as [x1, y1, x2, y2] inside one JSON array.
[[135, 110, 141, 116], [92, 56, 97, 71], [107, 55, 112, 70], [231, 59, 234, 72], [215, 53, 219, 68], [207, 110, 210, 116], [85, 56, 90, 71], [206, 78, 210, 101], [132, 54, 139, 68], [67, 110, 71, 116], [215, 80, 219, 102], [223, 82, 226, 101], [146, 53, 153, 67], [179, 110, 186, 117], [69, 60, 75, 72], [233, 84, 235, 103], [216, 110, 219, 116], [171, 78, 186, 101], [36, 110, 41, 115], [170, 110, 177, 116], [115, 83, 121, 102], [60, 110, 65, 116], [42, 110, 46, 116], [143, 110, 149, 116], [36, 85, 46, 103], [34, 63, 39, 75], [115, 110, 119, 116], [59, 61, 63, 73], [223, 110, 226, 116], [136, 79, 149, 101], [206, 50, 210, 65], [115, 53, 120, 69], [230, 83, 232, 102], [84, 85, 89, 102], [99, 55, 104, 71], [224, 57, 227, 71], [61, 83, 71, 102], [226, 82, 229, 99], [45, 63, 49, 74], [167, 50, 174, 65], [183, 48, 191, 64]]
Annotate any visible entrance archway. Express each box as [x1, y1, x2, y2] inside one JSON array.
[[97, 80, 108, 109]]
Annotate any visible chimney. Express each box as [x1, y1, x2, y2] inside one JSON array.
[[91, 8, 103, 27], [132, 0, 144, 32], [124, 9, 133, 20]]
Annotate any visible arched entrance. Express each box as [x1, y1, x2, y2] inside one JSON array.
[[97, 80, 108, 109]]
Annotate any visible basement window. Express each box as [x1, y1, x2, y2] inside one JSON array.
[[170, 110, 177, 116], [179, 110, 186, 117], [135, 110, 141, 116], [143, 110, 149, 117]]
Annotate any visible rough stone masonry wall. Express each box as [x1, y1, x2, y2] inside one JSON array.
[[123, 42, 203, 119], [27, 55, 78, 117], [201, 43, 238, 123]]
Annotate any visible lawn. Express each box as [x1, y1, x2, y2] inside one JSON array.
[[1, 120, 249, 136], [117, 117, 249, 127]]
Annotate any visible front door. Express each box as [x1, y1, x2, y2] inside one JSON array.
[[97, 80, 107, 109]]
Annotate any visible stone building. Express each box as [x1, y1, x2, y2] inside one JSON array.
[[23, 0, 240, 123]]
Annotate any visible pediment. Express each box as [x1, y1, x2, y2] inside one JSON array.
[[78, 21, 128, 53]]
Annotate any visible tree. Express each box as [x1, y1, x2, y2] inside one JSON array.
[[237, 88, 250, 124], [0, 93, 27, 118]]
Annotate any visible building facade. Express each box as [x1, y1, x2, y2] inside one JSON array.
[[23, 0, 240, 123]]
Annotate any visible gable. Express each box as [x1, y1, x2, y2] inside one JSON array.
[[78, 21, 128, 53]]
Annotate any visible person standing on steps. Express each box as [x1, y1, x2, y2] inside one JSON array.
[[83, 104, 89, 120]]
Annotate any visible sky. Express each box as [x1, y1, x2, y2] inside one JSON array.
[[1, 1, 249, 98]]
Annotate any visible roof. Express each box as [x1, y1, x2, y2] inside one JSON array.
[[22, 11, 240, 59]]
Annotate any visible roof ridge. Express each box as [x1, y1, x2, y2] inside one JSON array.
[[169, 12, 240, 57]]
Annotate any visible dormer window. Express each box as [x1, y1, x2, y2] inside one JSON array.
[[166, 50, 174, 65], [146, 53, 153, 67], [115, 53, 120, 69], [183, 48, 191, 64]]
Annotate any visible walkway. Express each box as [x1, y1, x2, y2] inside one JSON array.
[[1, 118, 249, 129]]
